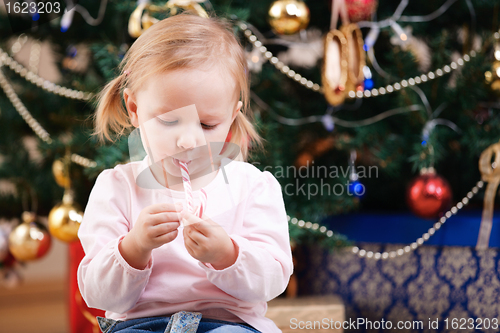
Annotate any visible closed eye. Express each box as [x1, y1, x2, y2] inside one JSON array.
[[157, 118, 178, 126], [201, 123, 217, 130]]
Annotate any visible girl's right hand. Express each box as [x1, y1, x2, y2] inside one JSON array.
[[119, 202, 182, 270], [130, 202, 183, 252]]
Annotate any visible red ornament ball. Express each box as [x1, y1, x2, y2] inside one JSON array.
[[2, 252, 16, 268], [345, 0, 378, 22], [406, 170, 452, 219]]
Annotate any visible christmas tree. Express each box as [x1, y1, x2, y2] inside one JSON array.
[[0, 0, 499, 270]]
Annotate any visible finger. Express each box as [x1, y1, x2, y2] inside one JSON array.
[[155, 229, 178, 244], [183, 237, 196, 257], [150, 212, 181, 225], [186, 226, 208, 244], [154, 221, 180, 234], [181, 210, 204, 227], [183, 227, 199, 246], [185, 222, 208, 243], [184, 224, 209, 243], [188, 220, 217, 237], [147, 202, 183, 214]]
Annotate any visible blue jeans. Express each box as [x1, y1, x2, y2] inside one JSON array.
[[97, 316, 262, 333]]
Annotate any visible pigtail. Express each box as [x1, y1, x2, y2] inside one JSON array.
[[230, 111, 264, 162], [92, 73, 131, 143]]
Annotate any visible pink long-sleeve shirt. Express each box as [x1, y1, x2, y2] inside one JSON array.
[[77, 157, 293, 333]]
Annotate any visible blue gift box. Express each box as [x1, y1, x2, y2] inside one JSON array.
[[297, 210, 500, 332], [322, 210, 499, 247]]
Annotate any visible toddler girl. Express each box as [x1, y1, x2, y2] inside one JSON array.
[[77, 13, 293, 333]]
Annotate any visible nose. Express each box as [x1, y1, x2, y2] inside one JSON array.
[[177, 133, 197, 151]]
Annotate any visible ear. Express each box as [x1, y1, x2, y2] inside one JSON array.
[[232, 101, 242, 122], [123, 88, 139, 127]]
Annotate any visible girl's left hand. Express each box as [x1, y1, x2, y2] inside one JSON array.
[[182, 211, 238, 270]]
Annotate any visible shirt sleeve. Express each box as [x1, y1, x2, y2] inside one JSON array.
[[198, 170, 294, 303], [77, 169, 153, 314]]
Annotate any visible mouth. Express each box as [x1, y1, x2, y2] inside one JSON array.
[[172, 158, 192, 168]]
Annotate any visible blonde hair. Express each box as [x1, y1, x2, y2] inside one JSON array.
[[93, 13, 262, 161]]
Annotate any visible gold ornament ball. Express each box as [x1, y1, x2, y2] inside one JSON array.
[[48, 202, 83, 243], [52, 159, 71, 188], [485, 71, 493, 83], [9, 213, 52, 261], [268, 0, 310, 35], [493, 61, 500, 79], [487, 61, 500, 93], [491, 80, 500, 93], [129, 1, 208, 38]]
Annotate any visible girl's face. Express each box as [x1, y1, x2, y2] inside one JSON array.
[[124, 67, 241, 178]]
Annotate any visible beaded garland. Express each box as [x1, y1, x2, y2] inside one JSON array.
[[289, 180, 484, 259], [238, 21, 480, 99]]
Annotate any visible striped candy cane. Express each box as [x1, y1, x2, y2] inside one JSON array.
[[179, 161, 206, 218], [198, 188, 207, 218], [179, 161, 194, 213]]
